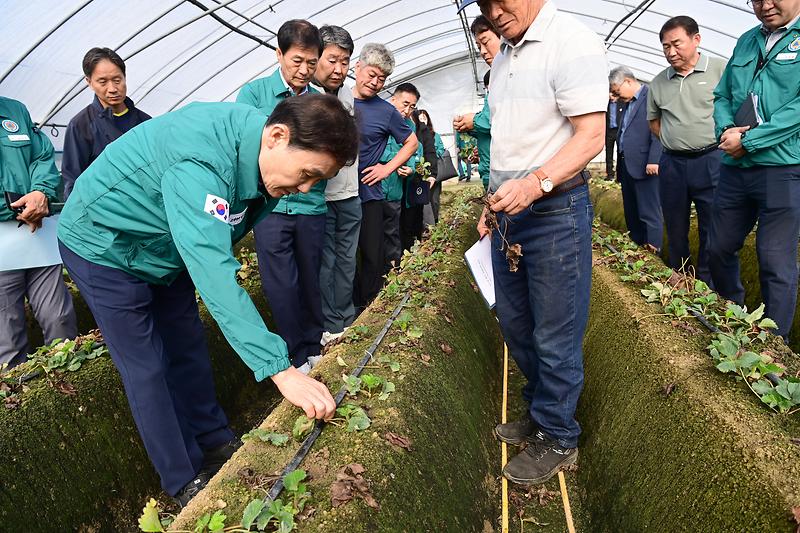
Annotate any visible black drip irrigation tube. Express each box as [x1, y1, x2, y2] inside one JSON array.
[[266, 292, 411, 501], [602, 242, 781, 386]]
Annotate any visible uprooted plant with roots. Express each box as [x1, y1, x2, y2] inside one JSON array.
[[471, 194, 523, 273]]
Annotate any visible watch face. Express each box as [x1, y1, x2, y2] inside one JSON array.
[[541, 178, 554, 193]]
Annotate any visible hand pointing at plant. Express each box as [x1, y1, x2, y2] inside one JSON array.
[[271, 366, 336, 420]]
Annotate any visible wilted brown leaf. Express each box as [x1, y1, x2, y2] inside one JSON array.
[[420, 354, 431, 365], [384, 432, 413, 451], [506, 243, 523, 273], [237, 467, 279, 491], [53, 379, 77, 396], [330, 463, 379, 509], [671, 320, 702, 335], [3, 395, 21, 410], [440, 343, 453, 355], [790, 437, 800, 446], [532, 486, 558, 506], [661, 383, 677, 397]]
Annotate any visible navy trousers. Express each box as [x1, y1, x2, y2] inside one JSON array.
[[354, 200, 385, 310], [492, 185, 593, 449], [618, 154, 663, 250], [383, 200, 402, 273], [658, 150, 720, 283], [254, 213, 326, 367], [58, 242, 234, 496], [708, 164, 800, 339]]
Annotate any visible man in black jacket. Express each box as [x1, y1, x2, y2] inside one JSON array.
[[62, 48, 150, 199]]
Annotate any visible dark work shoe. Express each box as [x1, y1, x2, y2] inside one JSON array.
[[494, 416, 535, 445], [201, 438, 242, 475], [502, 430, 578, 486], [173, 471, 210, 508]]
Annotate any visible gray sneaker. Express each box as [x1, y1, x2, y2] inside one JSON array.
[[494, 416, 535, 445], [502, 430, 578, 486]]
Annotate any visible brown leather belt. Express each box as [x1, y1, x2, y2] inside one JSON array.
[[548, 169, 589, 197]]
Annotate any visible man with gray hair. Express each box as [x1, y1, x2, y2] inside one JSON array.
[[351, 43, 418, 311], [313, 25, 360, 345], [609, 66, 663, 251]]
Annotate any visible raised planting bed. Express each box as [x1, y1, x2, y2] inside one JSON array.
[[578, 222, 800, 532], [166, 188, 506, 532], [588, 179, 800, 353], [0, 240, 279, 533]]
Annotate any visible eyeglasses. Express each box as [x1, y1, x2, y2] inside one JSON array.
[[747, 0, 781, 6]]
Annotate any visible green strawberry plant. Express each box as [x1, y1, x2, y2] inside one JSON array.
[[138, 470, 311, 532]]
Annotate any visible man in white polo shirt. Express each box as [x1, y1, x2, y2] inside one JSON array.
[[463, 0, 608, 485]]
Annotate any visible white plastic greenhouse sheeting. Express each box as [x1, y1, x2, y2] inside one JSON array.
[[0, 0, 758, 152]]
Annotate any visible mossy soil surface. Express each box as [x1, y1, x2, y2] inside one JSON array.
[[581, 225, 800, 532]]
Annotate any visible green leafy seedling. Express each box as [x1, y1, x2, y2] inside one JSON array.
[[293, 415, 314, 441], [242, 428, 290, 447], [342, 374, 362, 396], [361, 374, 383, 397], [337, 403, 371, 432], [138, 499, 164, 532], [379, 380, 396, 401]]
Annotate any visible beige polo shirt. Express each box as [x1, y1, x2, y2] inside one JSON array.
[[487, 0, 609, 191], [647, 53, 727, 151]]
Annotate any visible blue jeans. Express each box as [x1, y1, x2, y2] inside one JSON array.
[[708, 164, 800, 339], [492, 184, 593, 448]]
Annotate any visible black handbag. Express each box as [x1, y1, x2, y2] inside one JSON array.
[[436, 149, 459, 183], [406, 178, 430, 206]]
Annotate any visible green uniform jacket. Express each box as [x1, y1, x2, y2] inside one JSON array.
[[381, 118, 421, 202], [471, 95, 492, 189], [0, 97, 60, 221], [713, 20, 800, 167], [236, 70, 326, 215], [58, 102, 290, 381], [434, 132, 445, 158]]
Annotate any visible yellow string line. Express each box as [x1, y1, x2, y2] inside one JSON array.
[[558, 471, 576, 533], [503, 342, 576, 533], [501, 343, 509, 533]]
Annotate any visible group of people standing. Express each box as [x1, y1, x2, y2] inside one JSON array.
[[608, 3, 800, 342], [0, 18, 460, 507], [3, 0, 797, 512]]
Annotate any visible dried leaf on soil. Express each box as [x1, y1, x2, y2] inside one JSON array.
[[237, 467, 279, 491], [440, 343, 453, 355], [384, 432, 413, 451], [330, 463, 379, 509], [532, 486, 559, 506]]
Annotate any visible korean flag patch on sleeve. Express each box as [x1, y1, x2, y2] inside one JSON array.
[[204, 194, 230, 223]]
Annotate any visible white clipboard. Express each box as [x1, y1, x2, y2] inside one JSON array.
[[0, 215, 63, 271], [464, 236, 496, 309]]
